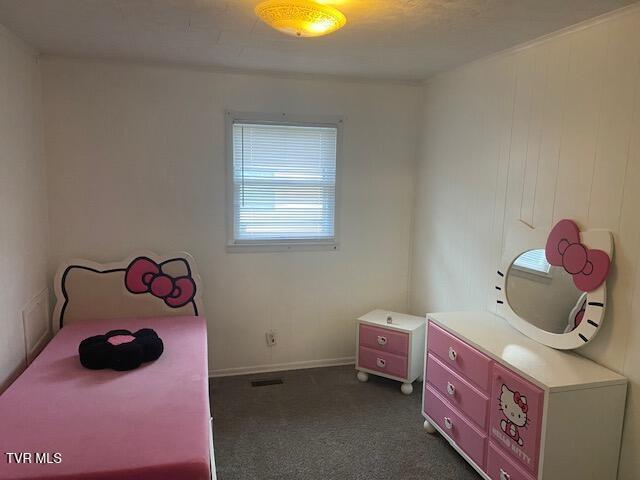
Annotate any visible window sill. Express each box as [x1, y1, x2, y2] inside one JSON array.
[[226, 242, 339, 253]]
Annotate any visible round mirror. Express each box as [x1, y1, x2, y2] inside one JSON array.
[[506, 249, 584, 334], [497, 220, 613, 349]]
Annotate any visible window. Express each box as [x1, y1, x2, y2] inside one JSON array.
[[226, 113, 340, 251], [512, 249, 551, 276]]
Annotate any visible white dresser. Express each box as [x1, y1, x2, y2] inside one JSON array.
[[355, 310, 426, 394], [423, 311, 627, 480]]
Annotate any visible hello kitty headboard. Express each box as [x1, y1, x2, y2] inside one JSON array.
[[53, 251, 205, 333]]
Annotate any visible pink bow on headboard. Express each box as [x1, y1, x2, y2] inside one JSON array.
[[125, 257, 196, 308], [545, 219, 610, 292]]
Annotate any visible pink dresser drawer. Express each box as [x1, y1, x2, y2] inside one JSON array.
[[486, 442, 536, 480], [424, 384, 487, 469], [427, 321, 492, 392], [426, 353, 489, 429], [489, 364, 543, 475], [358, 346, 408, 379], [359, 323, 409, 356]]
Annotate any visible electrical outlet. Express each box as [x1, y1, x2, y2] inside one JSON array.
[[265, 330, 277, 346]]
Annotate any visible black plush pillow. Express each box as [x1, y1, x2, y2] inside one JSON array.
[[79, 329, 164, 371]]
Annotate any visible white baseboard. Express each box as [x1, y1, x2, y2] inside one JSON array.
[[209, 356, 355, 378]]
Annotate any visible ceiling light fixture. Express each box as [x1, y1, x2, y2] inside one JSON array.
[[255, 0, 347, 38]]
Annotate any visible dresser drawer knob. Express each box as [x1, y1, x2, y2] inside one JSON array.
[[499, 469, 510, 480], [444, 417, 453, 430], [376, 358, 386, 368], [446, 382, 456, 396], [448, 347, 457, 361], [377, 335, 388, 346]]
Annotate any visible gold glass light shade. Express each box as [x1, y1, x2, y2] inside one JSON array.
[[255, 0, 347, 38]]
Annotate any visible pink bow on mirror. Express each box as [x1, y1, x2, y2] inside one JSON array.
[[125, 257, 196, 308], [545, 219, 610, 292]]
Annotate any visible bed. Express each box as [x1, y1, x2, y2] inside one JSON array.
[[0, 252, 215, 480]]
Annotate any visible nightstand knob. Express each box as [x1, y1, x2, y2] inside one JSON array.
[[376, 358, 386, 368], [447, 382, 455, 396], [448, 347, 457, 361], [444, 417, 453, 430], [377, 335, 388, 346], [499, 469, 510, 480]]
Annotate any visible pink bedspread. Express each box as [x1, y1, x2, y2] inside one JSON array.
[[0, 316, 211, 480]]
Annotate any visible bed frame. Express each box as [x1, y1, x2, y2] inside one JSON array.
[[51, 251, 215, 479]]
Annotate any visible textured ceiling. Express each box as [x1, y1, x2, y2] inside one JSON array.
[[0, 0, 637, 80]]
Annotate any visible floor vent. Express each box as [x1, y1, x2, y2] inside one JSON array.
[[251, 378, 284, 387]]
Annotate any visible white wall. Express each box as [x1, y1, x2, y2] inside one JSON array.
[[41, 57, 420, 376], [0, 26, 49, 390], [410, 5, 640, 478]]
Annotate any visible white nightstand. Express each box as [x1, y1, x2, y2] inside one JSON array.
[[355, 309, 426, 394]]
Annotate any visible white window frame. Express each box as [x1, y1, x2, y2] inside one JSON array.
[[225, 111, 342, 253]]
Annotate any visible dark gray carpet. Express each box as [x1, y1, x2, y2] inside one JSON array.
[[210, 365, 481, 480]]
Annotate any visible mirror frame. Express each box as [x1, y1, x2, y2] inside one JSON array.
[[496, 221, 613, 350]]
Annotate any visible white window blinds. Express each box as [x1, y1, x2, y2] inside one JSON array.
[[232, 122, 337, 243], [513, 249, 551, 274]]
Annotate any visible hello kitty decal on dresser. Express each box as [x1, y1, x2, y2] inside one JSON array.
[[498, 384, 529, 447], [489, 365, 543, 473]]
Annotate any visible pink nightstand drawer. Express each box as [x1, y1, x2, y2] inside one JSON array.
[[426, 353, 489, 429], [358, 346, 408, 379], [424, 384, 487, 469], [489, 364, 543, 475], [359, 323, 409, 356], [427, 321, 492, 392], [487, 442, 536, 480]]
